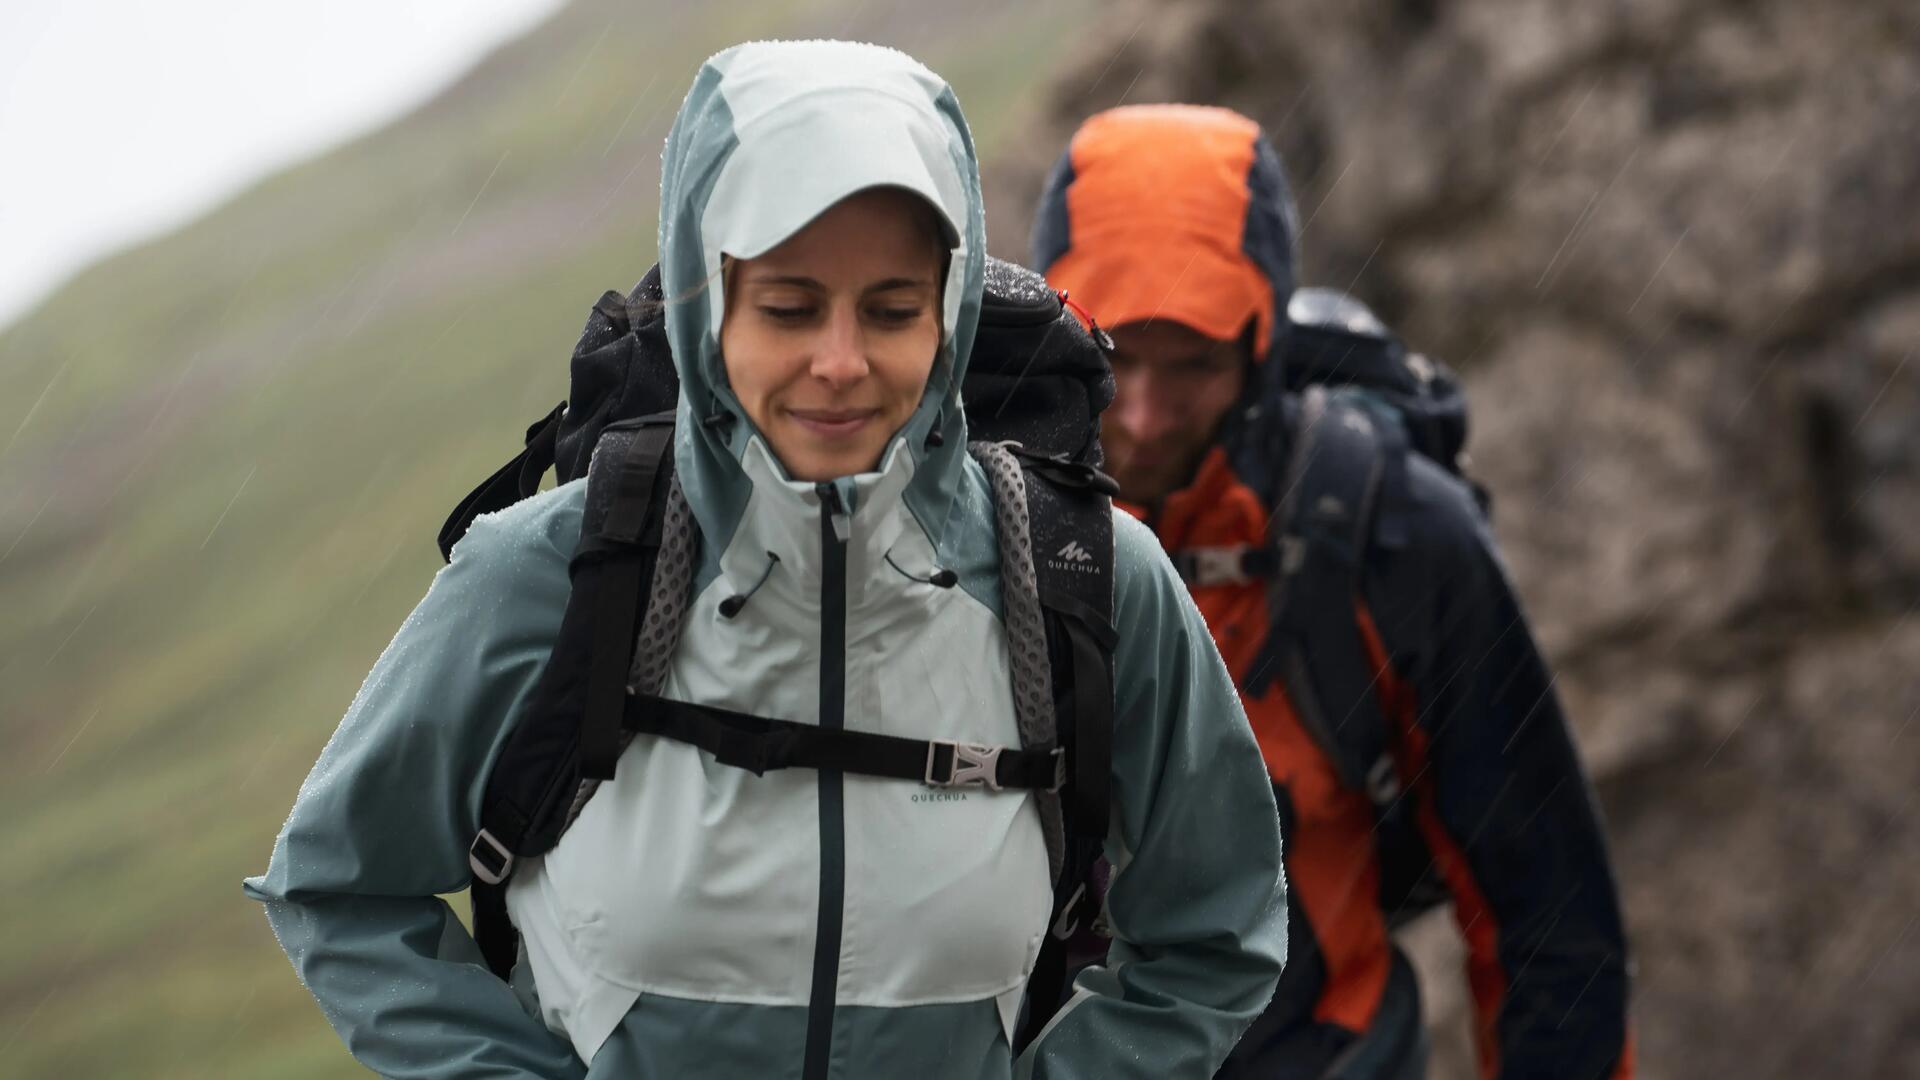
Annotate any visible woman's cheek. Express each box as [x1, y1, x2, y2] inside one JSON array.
[[890, 326, 940, 401], [724, 326, 786, 421]]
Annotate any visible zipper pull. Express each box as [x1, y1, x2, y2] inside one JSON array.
[[817, 482, 851, 543]]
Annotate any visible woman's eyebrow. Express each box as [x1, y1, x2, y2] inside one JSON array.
[[744, 273, 825, 290], [864, 276, 935, 295], [739, 273, 932, 294]]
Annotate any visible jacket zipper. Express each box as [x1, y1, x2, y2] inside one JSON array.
[[803, 481, 850, 1080]]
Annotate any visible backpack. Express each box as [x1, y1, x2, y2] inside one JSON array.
[[438, 257, 1120, 1048], [1175, 286, 1485, 928]]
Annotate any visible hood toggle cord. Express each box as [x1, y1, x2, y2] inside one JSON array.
[[703, 410, 738, 433], [883, 550, 958, 589], [1058, 290, 1117, 353], [718, 551, 782, 618]]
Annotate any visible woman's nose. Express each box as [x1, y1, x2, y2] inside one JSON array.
[[810, 303, 869, 388]]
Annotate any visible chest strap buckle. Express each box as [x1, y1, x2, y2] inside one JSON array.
[[925, 740, 1005, 790]]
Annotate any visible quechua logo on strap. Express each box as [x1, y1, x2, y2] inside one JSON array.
[[1048, 540, 1100, 573]]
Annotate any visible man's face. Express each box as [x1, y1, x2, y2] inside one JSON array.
[[1101, 320, 1249, 505]]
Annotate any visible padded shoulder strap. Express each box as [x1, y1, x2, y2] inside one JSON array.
[[467, 414, 677, 875], [972, 442, 1120, 1053], [969, 443, 1119, 843], [466, 414, 679, 979], [969, 441, 1069, 884], [576, 416, 678, 779], [1246, 388, 1403, 806], [1022, 463, 1118, 848]]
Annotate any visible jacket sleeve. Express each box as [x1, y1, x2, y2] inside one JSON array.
[[1017, 511, 1288, 1079], [1378, 462, 1632, 1080], [241, 490, 589, 1079]]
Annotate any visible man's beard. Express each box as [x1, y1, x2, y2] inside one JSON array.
[[1109, 439, 1214, 507]]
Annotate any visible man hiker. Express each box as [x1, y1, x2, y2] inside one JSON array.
[[1032, 103, 1634, 1080]]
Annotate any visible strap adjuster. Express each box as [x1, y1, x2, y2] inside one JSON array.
[[1175, 544, 1260, 587], [468, 829, 515, 885], [925, 740, 1004, 790], [1365, 754, 1401, 807], [1197, 545, 1251, 586], [1049, 747, 1067, 794]]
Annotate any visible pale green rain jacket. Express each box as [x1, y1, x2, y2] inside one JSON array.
[[245, 40, 1286, 1079]]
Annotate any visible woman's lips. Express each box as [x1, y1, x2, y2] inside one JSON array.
[[787, 408, 879, 439]]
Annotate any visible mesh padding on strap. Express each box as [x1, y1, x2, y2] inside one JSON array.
[[630, 472, 696, 694], [970, 440, 1065, 884]]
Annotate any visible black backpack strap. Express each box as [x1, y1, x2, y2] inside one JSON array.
[[999, 448, 1119, 818], [971, 441, 1119, 1051], [470, 411, 680, 861], [466, 414, 678, 979], [1049, 595, 1116, 846], [1245, 388, 1402, 806], [576, 417, 677, 780], [469, 874, 520, 981], [437, 401, 567, 562], [969, 440, 1068, 885]]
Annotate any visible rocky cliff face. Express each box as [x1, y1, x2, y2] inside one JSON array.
[[986, 2, 1920, 1075]]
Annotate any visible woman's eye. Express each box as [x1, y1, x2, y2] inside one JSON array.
[[760, 305, 813, 322], [870, 306, 924, 325]]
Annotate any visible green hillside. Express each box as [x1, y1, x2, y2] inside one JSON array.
[[0, 1, 1089, 1074]]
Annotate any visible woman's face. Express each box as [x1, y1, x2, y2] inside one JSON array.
[[720, 188, 945, 483]]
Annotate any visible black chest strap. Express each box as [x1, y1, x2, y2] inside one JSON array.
[[626, 693, 1067, 793]]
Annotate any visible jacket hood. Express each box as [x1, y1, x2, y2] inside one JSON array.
[[1031, 104, 1299, 361], [657, 39, 987, 552]]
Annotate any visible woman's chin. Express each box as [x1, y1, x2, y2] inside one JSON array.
[[772, 439, 886, 484]]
